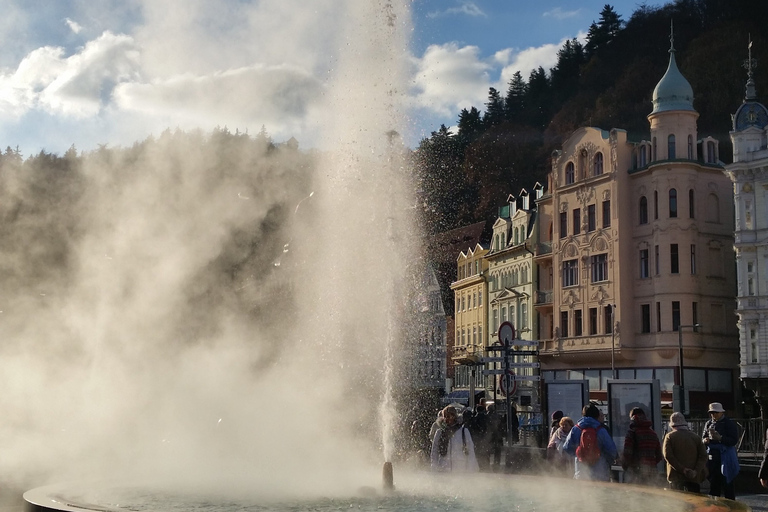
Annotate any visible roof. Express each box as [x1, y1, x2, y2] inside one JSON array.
[[651, 45, 694, 114]]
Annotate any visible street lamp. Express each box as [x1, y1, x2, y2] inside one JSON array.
[[677, 323, 701, 414]]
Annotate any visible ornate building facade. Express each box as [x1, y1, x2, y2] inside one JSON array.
[[725, 48, 768, 414], [536, 38, 740, 413]]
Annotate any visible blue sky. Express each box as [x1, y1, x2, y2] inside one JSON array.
[[0, 0, 659, 156]]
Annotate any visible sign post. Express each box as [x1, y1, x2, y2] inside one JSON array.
[[497, 322, 515, 467]]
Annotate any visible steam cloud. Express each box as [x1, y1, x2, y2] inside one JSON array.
[[0, 0, 418, 501]]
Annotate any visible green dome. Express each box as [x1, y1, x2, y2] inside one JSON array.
[[651, 51, 694, 114]]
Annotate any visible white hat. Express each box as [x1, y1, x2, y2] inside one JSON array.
[[669, 412, 688, 427], [707, 402, 725, 413]]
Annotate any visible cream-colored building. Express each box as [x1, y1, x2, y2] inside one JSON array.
[[725, 52, 768, 413], [536, 39, 739, 413], [486, 189, 540, 404], [450, 243, 489, 392]]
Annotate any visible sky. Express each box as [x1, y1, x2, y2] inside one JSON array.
[[0, 0, 660, 156]]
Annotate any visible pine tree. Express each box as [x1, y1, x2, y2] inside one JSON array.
[[504, 71, 527, 122]]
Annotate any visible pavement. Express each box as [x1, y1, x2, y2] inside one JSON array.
[[737, 493, 768, 511]]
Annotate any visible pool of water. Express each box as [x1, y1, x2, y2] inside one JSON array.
[[24, 474, 751, 512]]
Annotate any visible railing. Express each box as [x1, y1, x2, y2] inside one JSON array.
[[535, 290, 553, 304]]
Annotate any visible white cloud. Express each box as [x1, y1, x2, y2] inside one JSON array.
[[543, 7, 581, 20], [65, 17, 83, 34], [427, 1, 486, 18], [498, 42, 560, 86], [408, 42, 492, 117], [113, 64, 323, 137]]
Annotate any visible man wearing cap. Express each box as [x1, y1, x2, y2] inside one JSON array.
[[663, 412, 707, 493], [702, 402, 739, 500]]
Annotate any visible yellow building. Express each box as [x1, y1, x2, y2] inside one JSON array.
[[450, 243, 489, 396]]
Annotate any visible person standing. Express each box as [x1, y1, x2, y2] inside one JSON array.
[[702, 402, 739, 500], [486, 403, 506, 471], [759, 427, 768, 488], [662, 412, 708, 493], [621, 407, 663, 485], [550, 410, 564, 438], [547, 416, 574, 473], [430, 406, 480, 472], [469, 404, 490, 471], [563, 403, 618, 481]]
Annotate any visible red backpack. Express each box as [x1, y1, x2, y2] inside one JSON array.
[[576, 425, 604, 465]]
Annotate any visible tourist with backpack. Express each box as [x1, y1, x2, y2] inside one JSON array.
[[563, 403, 618, 481]]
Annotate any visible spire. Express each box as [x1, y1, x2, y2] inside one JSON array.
[[651, 19, 695, 114], [744, 35, 758, 101]]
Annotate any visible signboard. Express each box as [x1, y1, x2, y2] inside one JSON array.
[[482, 358, 540, 367], [484, 370, 540, 379], [498, 371, 517, 396], [546, 380, 589, 425], [606, 379, 662, 462], [498, 322, 515, 347]]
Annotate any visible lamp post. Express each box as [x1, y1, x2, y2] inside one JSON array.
[[677, 323, 701, 414]]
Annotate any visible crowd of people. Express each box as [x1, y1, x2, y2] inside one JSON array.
[[417, 399, 768, 502], [426, 400, 514, 472]]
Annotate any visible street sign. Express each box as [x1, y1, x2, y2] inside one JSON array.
[[498, 322, 515, 347], [498, 371, 516, 396], [484, 369, 541, 379], [509, 340, 540, 347], [482, 359, 540, 368], [480, 356, 539, 368]]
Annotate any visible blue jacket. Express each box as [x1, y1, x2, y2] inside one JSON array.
[[563, 416, 618, 481]]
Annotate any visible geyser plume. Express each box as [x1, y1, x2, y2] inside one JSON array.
[[0, 0, 416, 498]]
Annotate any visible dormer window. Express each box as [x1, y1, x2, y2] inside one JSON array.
[[707, 141, 716, 163], [594, 152, 604, 176], [639, 145, 647, 167], [565, 162, 575, 184], [668, 134, 676, 159], [687, 135, 693, 159]]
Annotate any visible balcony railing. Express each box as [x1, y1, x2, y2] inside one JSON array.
[[535, 290, 553, 304]]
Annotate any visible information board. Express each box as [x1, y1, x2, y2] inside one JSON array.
[[545, 380, 589, 428]]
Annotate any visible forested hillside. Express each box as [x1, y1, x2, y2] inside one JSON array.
[[414, 0, 768, 235]]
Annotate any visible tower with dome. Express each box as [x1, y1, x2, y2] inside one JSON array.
[[725, 40, 768, 414], [533, 27, 739, 414]]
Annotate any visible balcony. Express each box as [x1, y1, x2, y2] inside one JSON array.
[[535, 290, 553, 305]]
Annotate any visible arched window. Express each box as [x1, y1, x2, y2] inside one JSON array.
[[494, 235, 499, 251], [652, 137, 657, 161], [514, 227, 519, 245], [565, 162, 575, 184], [668, 134, 676, 159], [687, 135, 694, 159], [689, 189, 695, 218], [639, 196, 648, 224], [669, 188, 678, 218], [654, 190, 659, 219], [707, 141, 716, 163], [594, 152, 604, 176]]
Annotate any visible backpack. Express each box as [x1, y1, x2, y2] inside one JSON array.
[[576, 425, 603, 465]]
